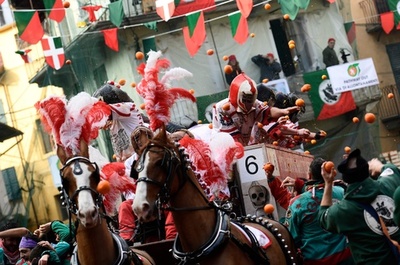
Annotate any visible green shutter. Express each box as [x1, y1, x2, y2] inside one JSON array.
[[2, 167, 22, 201]]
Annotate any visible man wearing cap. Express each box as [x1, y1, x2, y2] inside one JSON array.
[[251, 53, 282, 82], [322, 38, 339, 68], [16, 234, 39, 265], [319, 149, 400, 264], [225, 55, 243, 85]]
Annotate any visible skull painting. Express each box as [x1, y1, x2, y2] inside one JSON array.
[[248, 181, 270, 217]]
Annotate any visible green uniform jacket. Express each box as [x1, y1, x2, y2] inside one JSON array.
[[319, 177, 400, 264], [322, 47, 339, 67]]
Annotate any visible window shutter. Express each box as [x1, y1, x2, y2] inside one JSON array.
[[2, 167, 22, 201]]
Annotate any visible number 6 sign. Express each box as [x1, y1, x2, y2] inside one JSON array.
[[236, 144, 268, 183]]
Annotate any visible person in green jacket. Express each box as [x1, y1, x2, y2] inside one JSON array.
[[369, 158, 400, 196], [319, 149, 400, 264]]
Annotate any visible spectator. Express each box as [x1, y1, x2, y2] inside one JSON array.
[[285, 157, 353, 264], [225, 55, 243, 85], [29, 245, 61, 265], [16, 234, 39, 265], [251, 53, 281, 82], [319, 149, 400, 264], [322, 38, 339, 68], [0, 221, 25, 265]]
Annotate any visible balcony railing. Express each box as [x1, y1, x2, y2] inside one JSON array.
[[359, 0, 391, 33], [379, 84, 400, 130]]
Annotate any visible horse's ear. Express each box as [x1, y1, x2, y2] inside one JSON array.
[[57, 145, 67, 165], [79, 139, 89, 158]]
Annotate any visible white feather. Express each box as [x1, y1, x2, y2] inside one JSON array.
[[160, 67, 193, 87], [144, 50, 162, 74]]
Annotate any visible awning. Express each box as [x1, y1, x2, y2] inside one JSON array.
[[0, 123, 23, 142]]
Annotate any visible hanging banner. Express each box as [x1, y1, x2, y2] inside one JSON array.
[[327, 58, 379, 94]]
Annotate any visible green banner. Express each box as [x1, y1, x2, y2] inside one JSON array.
[[196, 90, 229, 123]]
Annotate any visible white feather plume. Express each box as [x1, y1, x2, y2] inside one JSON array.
[[144, 50, 162, 73], [160, 67, 193, 88]]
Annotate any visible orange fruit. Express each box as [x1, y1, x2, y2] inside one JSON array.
[[324, 161, 335, 173], [65, 59, 71, 65], [301, 84, 311, 92], [262, 78, 269, 83], [197, 120, 203, 124], [257, 122, 263, 128], [250, 33, 255, 38], [344, 146, 351, 154], [140, 103, 145, 110], [97, 180, 111, 194], [283, 14, 290, 20], [223, 55, 229, 61], [224, 65, 233, 74], [263, 204, 275, 214], [293, 135, 301, 140], [289, 43, 296, 49], [263, 163, 274, 172], [63, 1, 70, 8], [118, 79, 126, 86], [135, 51, 144, 60], [321, 75, 327, 80], [264, 3, 271, 10], [388, 93, 394, 99], [304, 150, 310, 155], [295, 98, 305, 107], [319, 130, 327, 137], [130, 82, 136, 88], [311, 139, 317, 144], [263, 101, 268, 106], [352, 117, 359, 123], [207, 49, 214, 55], [112, 154, 116, 160], [208, 124, 213, 129], [222, 102, 231, 111], [288, 40, 295, 45], [272, 141, 279, 146], [364, 113, 376, 123], [189, 89, 195, 94]]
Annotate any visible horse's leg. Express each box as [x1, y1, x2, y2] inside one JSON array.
[[130, 248, 156, 265]]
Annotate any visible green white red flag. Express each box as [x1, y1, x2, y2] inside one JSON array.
[[41, 37, 65, 70], [156, 0, 175, 21], [43, 0, 65, 22], [388, 0, 400, 30], [229, 11, 248, 45], [14, 11, 44, 44], [303, 70, 356, 120], [15, 49, 32, 63], [183, 11, 206, 57]]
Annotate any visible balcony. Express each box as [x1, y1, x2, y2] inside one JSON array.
[[379, 84, 400, 130], [359, 0, 391, 33]]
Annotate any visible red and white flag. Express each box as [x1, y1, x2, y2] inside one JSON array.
[[41, 37, 65, 70], [156, 0, 175, 21]]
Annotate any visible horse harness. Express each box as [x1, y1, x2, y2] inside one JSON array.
[[60, 156, 145, 265]]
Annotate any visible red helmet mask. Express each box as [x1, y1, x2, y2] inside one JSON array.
[[229, 73, 258, 113]]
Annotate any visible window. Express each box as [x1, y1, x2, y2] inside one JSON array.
[[35, 119, 54, 154], [2, 167, 22, 201]]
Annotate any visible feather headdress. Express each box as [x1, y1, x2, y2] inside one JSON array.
[[35, 92, 111, 155], [100, 162, 136, 214], [136, 51, 196, 131]]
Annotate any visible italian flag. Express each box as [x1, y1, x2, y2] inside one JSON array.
[[41, 37, 65, 70], [183, 11, 205, 57], [14, 11, 44, 44], [228, 11, 248, 45], [303, 70, 356, 120], [43, 0, 65, 22], [388, 0, 400, 30]]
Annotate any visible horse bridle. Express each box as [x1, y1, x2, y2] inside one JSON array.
[[59, 156, 102, 215]]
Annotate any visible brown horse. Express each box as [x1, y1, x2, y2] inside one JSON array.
[[57, 140, 155, 265], [132, 127, 298, 265]]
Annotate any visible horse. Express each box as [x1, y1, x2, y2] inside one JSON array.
[[57, 140, 155, 265], [132, 127, 298, 265]]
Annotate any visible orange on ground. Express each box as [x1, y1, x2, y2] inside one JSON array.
[[352, 117, 359, 123], [97, 180, 111, 194], [207, 49, 214, 55], [135, 51, 144, 60], [295, 98, 305, 107], [224, 65, 233, 74], [344, 146, 351, 154], [388, 93, 394, 99], [324, 161, 335, 173], [263, 204, 275, 214], [364, 113, 376, 123]]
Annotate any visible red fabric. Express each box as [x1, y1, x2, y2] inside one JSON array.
[[183, 26, 201, 57], [19, 11, 44, 44], [326, 0, 336, 3], [318, 91, 356, 120], [294, 178, 305, 195], [156, 0, 175, 21], [118, 199, 136, 241], [381, 12, 394, 34], [233, 14, 248, 45], [82, 5, 102, 22], [236, 0, 252, 18], [0, 0, 5, 5], [174, 0, 215, 16], [189, 11, 206, 47], [102, 28, 119, 51], [48, 0, 65, 22], [165, 211, 177, 239], [267, 178, 292, 210]]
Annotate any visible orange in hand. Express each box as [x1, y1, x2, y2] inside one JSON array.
[[295, 98, 305, 107], [324, 161, 335, 173]]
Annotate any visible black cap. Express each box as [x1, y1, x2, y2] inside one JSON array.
[[338, 149, 369, 184]]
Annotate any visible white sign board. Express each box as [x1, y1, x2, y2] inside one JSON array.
[[258, 78, 290, 95], [237, 144, 268, 183], [327, 58, 379, 93]]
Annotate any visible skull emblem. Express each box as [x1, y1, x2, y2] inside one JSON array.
[[248, 181, 270, 208]]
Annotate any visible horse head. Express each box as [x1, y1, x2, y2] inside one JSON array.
[[58, 140, 102, 228], [132, 127, 182, 223]]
